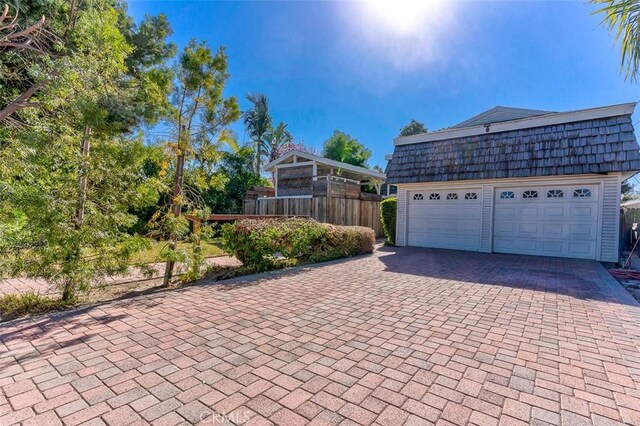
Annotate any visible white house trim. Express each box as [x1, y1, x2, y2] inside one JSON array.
[[263, 150, 386, 180], [394, 102, 636, 146], [396, 173, 622, 262]]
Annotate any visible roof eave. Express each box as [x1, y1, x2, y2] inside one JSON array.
[[394, 102, 637, 146], [263, 149, 386, 180]]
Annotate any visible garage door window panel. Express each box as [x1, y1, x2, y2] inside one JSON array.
[[407, 188, 482, 251], [493, 184, 598, 260], [573, 188, 592, 198]]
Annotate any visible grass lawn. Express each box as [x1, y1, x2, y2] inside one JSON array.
[[132, 238, 226, 264]]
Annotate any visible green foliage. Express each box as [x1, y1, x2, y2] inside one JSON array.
[[0, 1, 173, 301], [203, 147, 270, 214], [262, 121, 293, 164], [0, 131, 156, 300], [592, 0, 640, 81], [322, 130, 372, 168], [221, 218, 375, 271], [380, 197, 397, 245], [622, 179, 636, 201], [0, 292, 70, 323], [243, 93, 272, 173], [399, 119, 428, 136], [152, 39, 240, 284], [1, 1, 175, 129]]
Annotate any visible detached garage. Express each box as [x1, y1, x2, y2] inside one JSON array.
[[386, 103, 640, 262]]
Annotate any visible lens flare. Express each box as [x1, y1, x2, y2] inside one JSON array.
[[362, 0, 445, 36]]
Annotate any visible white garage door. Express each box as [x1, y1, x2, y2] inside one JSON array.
[[493, 185, 599, 259], [407, 189, 482, 251]]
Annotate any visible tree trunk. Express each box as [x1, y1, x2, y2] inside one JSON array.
[[163, 127, 186, 286], [255, 136, 261, 175], [62, 280, 75, 302]]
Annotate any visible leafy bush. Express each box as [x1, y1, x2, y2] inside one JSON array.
[[221, 218, 374, 270], [380, 197, 397, 245], [0, 292, 69, 322]]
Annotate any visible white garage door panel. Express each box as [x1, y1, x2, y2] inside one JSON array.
[[493, 185, 599, 259], [407, 189, 482, 252]]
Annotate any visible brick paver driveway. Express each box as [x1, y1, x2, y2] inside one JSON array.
[[2, 247, 640, 426]]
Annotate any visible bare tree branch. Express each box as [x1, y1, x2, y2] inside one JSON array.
[[0, 74, 53, 122], [0, 4, 60, 123], [0, 4, 9, 27]]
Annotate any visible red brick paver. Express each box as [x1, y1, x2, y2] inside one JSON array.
[[1, 247, 640, 425]]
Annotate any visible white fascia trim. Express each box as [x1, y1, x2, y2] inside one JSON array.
[[263, 149, 386, 180], [393, 173, 623, 189], [394, 102, 636, 146]]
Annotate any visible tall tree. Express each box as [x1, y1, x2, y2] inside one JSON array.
[[399, 119, 428, 136], [262, 121, 293, 164], [592, 0, 640, 80], [0, 2, 60, 126], [322, 130, 372, 168], [622, 179, 636, 201], [158, 39, 240, 285], [0, 1, 172, 301], [243, 93, 271, 174], [202, 147, 269, 214]]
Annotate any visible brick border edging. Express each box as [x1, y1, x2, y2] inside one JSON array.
[[595, 262, 640, 325]]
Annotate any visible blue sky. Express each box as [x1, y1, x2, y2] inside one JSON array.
[[129, 0, 640, 168]]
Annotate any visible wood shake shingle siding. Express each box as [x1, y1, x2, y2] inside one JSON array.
[[386, 115, 640, 184]]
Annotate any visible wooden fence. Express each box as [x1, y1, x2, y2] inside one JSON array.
[[256, 196, 383, 237]]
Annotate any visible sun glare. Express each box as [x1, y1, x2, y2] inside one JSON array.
[[362, 0, 444, 36]]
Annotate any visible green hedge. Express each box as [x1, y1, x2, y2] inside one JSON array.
[[221, 218, 375, 271], [380, 197, 397, 245]]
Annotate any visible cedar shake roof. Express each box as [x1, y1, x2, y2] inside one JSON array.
[[386, 104, 640, 184], [451, 106, 552, 128]]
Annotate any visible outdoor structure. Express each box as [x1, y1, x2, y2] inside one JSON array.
[[250, 150, 386, 235], [386, 103, 640, 262]]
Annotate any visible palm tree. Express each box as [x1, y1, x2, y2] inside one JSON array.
[[262, 122, 293, 164], [243, 93, 272, 174], [593, 0, 640, 81], [218, 129, 242, 154]]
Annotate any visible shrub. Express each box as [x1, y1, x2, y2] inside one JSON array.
[[0, 292, 69, 322], [221, 218, 374, 270], [380, 197, 397, 245]]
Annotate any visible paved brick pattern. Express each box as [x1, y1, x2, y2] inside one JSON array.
[[1, 247, 640, 425]]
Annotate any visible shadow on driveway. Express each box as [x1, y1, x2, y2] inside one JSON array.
[[376, 246, 640, 309]]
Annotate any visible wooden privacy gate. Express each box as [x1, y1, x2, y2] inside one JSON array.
[[255, 196, 383, 237]]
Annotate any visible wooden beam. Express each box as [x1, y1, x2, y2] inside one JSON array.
[[187, 214, 309, 222]]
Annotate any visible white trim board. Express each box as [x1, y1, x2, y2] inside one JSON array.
[[263, 150, 386, 180], [395, 173, 622, 262], [394, 173, 622, 189], [394, 102, 636, 146]]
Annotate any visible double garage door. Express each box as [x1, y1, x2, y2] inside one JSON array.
[[407, 184, 599, 259]]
